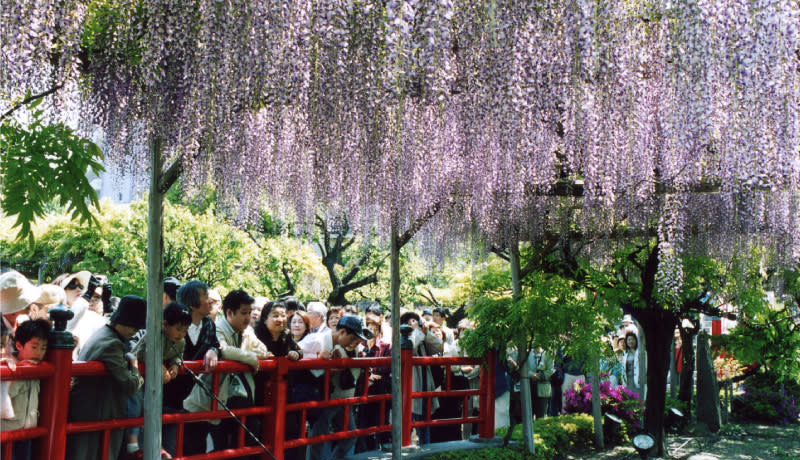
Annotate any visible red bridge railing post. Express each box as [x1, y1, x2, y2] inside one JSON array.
[[37, 306, 75, 460], [478, 349, 496, 439], [400, 324, 414, 447], [267, 358, 288, 460]]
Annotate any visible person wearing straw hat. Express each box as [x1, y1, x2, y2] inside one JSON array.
[[1, 271, 43, 331], [27, 284, 66, 323]]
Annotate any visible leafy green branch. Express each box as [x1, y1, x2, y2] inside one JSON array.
[[1, 106, 104, 244]]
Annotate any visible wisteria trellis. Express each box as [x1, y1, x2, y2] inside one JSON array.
[[2, 0, 798, 282]]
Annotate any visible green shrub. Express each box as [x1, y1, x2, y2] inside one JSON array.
[[493, 413, 594, 460], [734, 371, 800, 425]]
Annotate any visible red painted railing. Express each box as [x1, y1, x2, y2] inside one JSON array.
[[2, 342, 497, 460]]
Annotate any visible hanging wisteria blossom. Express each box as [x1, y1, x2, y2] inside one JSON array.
[[1, 0, 798, 284]]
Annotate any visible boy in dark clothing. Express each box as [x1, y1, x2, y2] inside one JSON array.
[[125, 302, 191, 458], [164, 280, 220, 456]]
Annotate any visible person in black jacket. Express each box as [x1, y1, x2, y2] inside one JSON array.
[[162, 280, 220, 456], [253, 300, 308, 460]]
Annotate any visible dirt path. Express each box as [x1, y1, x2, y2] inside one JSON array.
[[564, 423, 800, 460]]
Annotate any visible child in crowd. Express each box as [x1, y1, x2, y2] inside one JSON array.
[[123, 302, 191, 458], [1, 318, 51, 460]]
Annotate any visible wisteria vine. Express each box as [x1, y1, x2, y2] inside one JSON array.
[[1, 0, 798, 292]]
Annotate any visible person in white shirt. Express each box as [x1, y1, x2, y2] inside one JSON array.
[[306, 301, 329, 334], [309, 315, 367, 460]]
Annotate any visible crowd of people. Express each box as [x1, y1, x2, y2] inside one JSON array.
[[502, 314, 647, 428], [0, 270, 487, 460], [1, 269, 650, 460]]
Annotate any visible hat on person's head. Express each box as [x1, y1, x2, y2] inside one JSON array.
[[35, 285, 66, 306], [336, 315, 367, 341], [307, 301, 327, 317], [423, 308, 433, 316], [1, 271, 42, 314], [208, 289, 222, 303], [110, 296, 147, 329], [59, 271, 91, 290], [622, 314, 633, 324], [400, 310, 421, 325]]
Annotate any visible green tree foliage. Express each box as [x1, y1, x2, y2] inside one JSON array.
[[0, 106, 104, 244], [0, 199, 328, 299], [458, 253, 619, 373], [713, 256, 800, 385]]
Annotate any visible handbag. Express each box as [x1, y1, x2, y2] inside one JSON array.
[[225, 372, 253, 409]]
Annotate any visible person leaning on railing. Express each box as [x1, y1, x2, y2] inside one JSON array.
[[196, 289, 270, 453], [2, 319, 50, 460], [355, 310, 392, 453], [66, 296, 147, 460], [308, 315, 367, 460], [168, 280, 220, 457], [401, 309, 444, 446]]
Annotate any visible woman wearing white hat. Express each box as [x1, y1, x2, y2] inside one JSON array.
[[1, 271, 43, 324], [1, 271, 44, 423]]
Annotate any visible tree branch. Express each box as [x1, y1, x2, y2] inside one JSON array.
[[1, 83, 64, 121], [342, 250, 372, 285], [280, 262, 296, 296], [338, 272, 379, 295], [159, 157, 182, 194], [490, 246, 510, 261], [423, 287, 441, 307], [397, 200, 443, 248], [315, 215, 329, 258], [341, 236, 356, 253]]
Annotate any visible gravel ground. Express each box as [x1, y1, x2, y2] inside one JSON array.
[[564, 422, 800, 460]]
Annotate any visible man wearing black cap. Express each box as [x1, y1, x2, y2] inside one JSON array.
[[66, 296, 147, 460], [309, 315, 367, 460]]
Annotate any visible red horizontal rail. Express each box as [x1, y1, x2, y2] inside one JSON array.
[[2, 347, 496, 460], [284, 424, 392, 449], [409, 356, 483, 366], [66, 406, 271, 434], [0, 427, 48, 443], [70, 358, 277, 377], [0, 362, 55, 380], [413, 416, 484, 428], [283, 356, 392, 370], [284, 392, 392, 412]]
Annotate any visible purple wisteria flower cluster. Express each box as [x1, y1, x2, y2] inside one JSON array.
[[1, 0, 798, 275], [563, 378, 644, 429]]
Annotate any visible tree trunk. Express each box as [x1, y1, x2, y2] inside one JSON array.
[[669, 334, 677, 399], [509, 243, 535, 454], [634, 308, 677, 457], [590, 369, 604, 449], [678, 327, 696, 418], [390, 223, 403, 459], [143, 137, 165, 460], [328, 290, 350, 306]]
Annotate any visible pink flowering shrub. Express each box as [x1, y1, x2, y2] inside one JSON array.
[[563, 379, 644, 429]]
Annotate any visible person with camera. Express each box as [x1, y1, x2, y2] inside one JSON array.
[[83, 274, 113, 316]]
